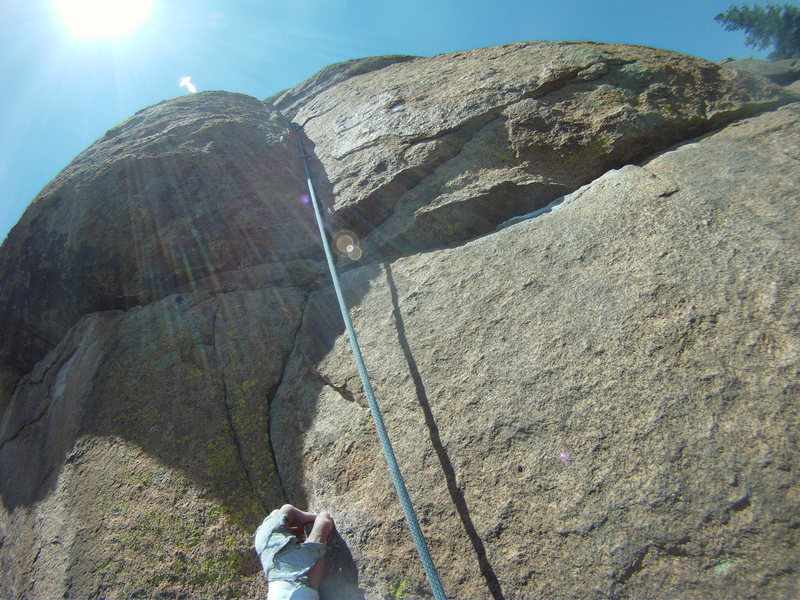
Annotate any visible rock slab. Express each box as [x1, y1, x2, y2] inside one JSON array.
[[0, 284, 305, 598], [0, 43, 797, 600], [272, 104, 800, 599], [287, 42, 789, 260]]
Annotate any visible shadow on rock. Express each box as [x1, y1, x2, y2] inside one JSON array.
[[320, 527, 366, 600], [384, 262, 505, 600]]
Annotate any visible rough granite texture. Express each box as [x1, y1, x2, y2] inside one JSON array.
[[722, 57, 800, 86], [0, 43, 798, 599], [287, 42, 789, 260], [0, 286, 304, 598], [272, 104, 800, 599], [266, 55, 419, 115], [0, 92, 321, 375]]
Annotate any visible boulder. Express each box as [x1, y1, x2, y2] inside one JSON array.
[[271, 104, 800, 599], [721, 57, 800, 85], [286, 42, 790, 260], [788, 80, 800, 97], [0, 92, 320, 375], [266, 55, 419, 115]]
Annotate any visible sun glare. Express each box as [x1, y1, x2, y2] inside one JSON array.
[[54, 0, 154, 39]]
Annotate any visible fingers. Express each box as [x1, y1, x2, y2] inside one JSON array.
[[276, 505, 334, 546], [287, 524, 306, 537], [278, 504, 317, 527], [306, 512, 334, 590], [307, 511, 334, 545]]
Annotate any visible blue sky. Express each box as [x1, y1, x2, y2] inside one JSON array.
[[0, 0, 775, 243]]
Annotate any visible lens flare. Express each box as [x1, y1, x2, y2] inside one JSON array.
[[300, 194, 310, 204], [333, 230, 362, 261]]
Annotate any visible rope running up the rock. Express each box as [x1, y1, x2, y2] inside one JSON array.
[[290, 122, 447, 600]]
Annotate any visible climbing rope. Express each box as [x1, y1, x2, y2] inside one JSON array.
[[291, 123, 447, 600]]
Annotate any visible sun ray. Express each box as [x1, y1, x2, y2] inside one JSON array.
[[53, 0, 154, 40]]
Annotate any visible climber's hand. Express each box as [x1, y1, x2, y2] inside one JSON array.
[[277, 504, 317, 538]]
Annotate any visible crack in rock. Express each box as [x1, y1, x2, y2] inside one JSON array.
[[613, 546, 649, 588], [0, 345, 80, 450], [264, 290, 320, 502], [0, 400, 50, 451], [211, 301, 260, 506]]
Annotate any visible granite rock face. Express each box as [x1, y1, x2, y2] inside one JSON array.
[[0, 285, 305, 598], [0, 92, 320, 375], [285, 42, 788, 259], [0, 42, 798, 599], [273, 104, 800, 599], [722, 57, 800, 85], [267, 55, 419, 115]]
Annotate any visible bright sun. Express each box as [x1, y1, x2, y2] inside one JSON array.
[[54, 0, 154, 40]]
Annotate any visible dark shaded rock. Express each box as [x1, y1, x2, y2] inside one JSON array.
[[0, 91, 320, 375], [722, 57, 800, 85], [290, 41, 790, 261], [0, 283, 304, 597], [173, 259, 327, 296], [272, 104, 800, 599], [0, 364, 19, 416]]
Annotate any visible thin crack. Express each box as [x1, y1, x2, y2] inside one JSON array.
[[265, 289, 319, 502], [612, 546, 649, 590], [384, 262, 505, 600], [0, 401, 50, 451], [331, 139, 386, 162], [0, 344, 80, 449], [298, 106, 338, 129], [211, 301, 259, 504]]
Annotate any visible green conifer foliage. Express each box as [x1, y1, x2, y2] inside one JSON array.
[[715, 3, 800, 59]]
